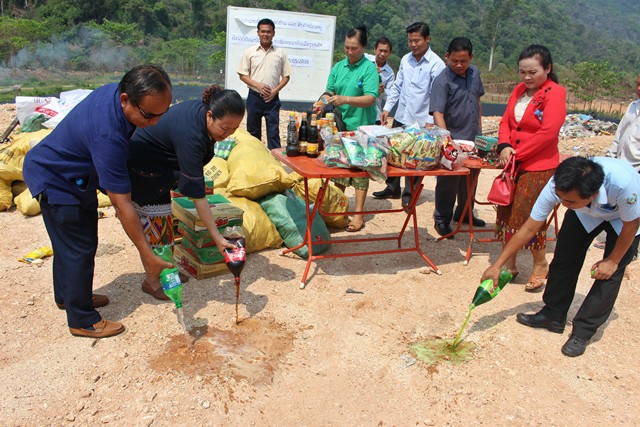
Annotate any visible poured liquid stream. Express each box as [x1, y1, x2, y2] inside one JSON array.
[[176, 307, 192, 347], [451, 306, 473, 349], [235, 278, 240, 325]]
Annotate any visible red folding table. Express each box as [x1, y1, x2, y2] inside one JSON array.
[[439, 156, 564, 265], [271, 149, 470, 288]]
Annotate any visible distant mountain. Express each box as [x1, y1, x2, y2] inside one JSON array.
[[1, 0, 638, 77]]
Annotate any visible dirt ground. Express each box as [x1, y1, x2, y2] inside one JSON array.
[[1, 103, 639, 426]]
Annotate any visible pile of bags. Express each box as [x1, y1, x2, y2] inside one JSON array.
[[320, 123, 457, 174], [0, 128, 110, 215], [199, 129, 351, 259]]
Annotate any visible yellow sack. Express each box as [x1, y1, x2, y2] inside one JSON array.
[[0, 179, 12, 211], [221, 191, 283, 253], [97, 191, 111, 208], [226, 129, 294, 200], [0, 129, 52, 170], [203, 157, 230, 190], [14, 187, 41, 216], [291, 177, 350, 229]]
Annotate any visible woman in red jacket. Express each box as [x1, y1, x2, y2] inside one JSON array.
[[496, 44, 566, 292]]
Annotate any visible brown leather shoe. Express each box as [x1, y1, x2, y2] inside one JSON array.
[[56, 294, 110, 310], [141, 280, 170, 301], [69, 319, 125, 338]]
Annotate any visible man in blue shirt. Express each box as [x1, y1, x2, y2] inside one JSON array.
[[430, 37, 486, 237], [23, 65, 173, 339], [482, 157, 640, 357], [365, 37, 395, 125], [373, 22, 445, 208]]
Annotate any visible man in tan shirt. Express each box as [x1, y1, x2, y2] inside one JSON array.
[[237, 18, 292, 149]]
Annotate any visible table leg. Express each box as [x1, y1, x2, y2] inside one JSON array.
[[278, 178, 321, 289]]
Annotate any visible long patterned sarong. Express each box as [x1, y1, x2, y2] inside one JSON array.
[[496, 168, 555, 250], [132, 201, 174, 248]]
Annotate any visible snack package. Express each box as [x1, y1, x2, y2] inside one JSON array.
[[440, 141, 459, 170], [19, 246, 53, 264], [320, 131, 390, 181], [319, 133, 351, 168], [388, 123, 451, 170], [341, 133, 367, 168]]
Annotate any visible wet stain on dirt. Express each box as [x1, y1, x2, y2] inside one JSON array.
[[409, 336, 477, 366], [150, 317, 295, 385]]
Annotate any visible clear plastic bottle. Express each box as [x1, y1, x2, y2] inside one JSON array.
[[286, 111, 299, 157]]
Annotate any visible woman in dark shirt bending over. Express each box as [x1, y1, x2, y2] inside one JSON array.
[[128, 85, 245, 299]]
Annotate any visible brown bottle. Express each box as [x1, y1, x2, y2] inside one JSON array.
[[307, 114, 319, 158], [298, 114, 308, 154]]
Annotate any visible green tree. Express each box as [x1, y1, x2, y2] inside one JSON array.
[[567, 61, 622, 109], [0, 16, 50, 65]]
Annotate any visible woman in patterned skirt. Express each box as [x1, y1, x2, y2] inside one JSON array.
[[496, 45, 566, 292]]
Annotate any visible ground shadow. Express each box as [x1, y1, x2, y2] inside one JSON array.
[[93, 250, 296, 325]]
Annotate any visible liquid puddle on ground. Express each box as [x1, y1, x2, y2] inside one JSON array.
[[409, 337, 477, 366], [150, 317, 294, 385]]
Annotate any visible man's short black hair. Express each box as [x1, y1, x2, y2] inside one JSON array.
[[406, 22, 429, 38], [257, 18, 275, 30], [447, 37, 473, 55], [554, 156, 605, 199], [374, 37, 392, 51]]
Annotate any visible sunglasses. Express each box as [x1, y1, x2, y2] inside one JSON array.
[[135, 103, 166, 120]]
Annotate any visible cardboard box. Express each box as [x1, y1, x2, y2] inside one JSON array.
[[181, 237, 224, 264], [170, 178, 214, 198], [172, 194, 243, 232], [177, 221, 224, 248], [173, 244, 229, 280]]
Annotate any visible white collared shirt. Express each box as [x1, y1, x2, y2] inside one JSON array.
[[531, 157, 640, 235], [383, 47, 445, 125], [236, 43, 291, 89], [606, 99, 640, 170], [365, 53, 395, 121]]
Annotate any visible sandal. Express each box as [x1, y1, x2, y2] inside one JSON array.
[[525, 274, 547, 293], [345, 221, 365, 232]]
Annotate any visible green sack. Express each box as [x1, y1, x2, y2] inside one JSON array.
[[258, 190, 330, 259]]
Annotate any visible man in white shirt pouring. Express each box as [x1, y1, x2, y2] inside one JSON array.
[[482, 156, 640, 357]]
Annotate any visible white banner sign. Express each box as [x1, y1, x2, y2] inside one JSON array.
[[235, 16, 327, 33], [229, 34, 332, 51], [288, 55, 313, 68]]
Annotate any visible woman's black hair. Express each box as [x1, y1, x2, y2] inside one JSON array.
[[518, 44, 558, 84], [346, 25, 368, 47], [554, 156, 604, 199], [201, 85, 245, 120], [118, 64, 172, 105]]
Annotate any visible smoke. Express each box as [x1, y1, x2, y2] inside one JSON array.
[[11, 26, 131, 72]]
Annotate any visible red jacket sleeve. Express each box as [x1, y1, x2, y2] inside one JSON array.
[[514, 83, 566, 162]]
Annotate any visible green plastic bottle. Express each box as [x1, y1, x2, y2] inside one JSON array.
[[470, 268, 513, 310], [154, 246, 183, 308], [451, 268, 513, 349]]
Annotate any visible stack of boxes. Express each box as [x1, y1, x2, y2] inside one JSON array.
[[171, 193, 244, 279]]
